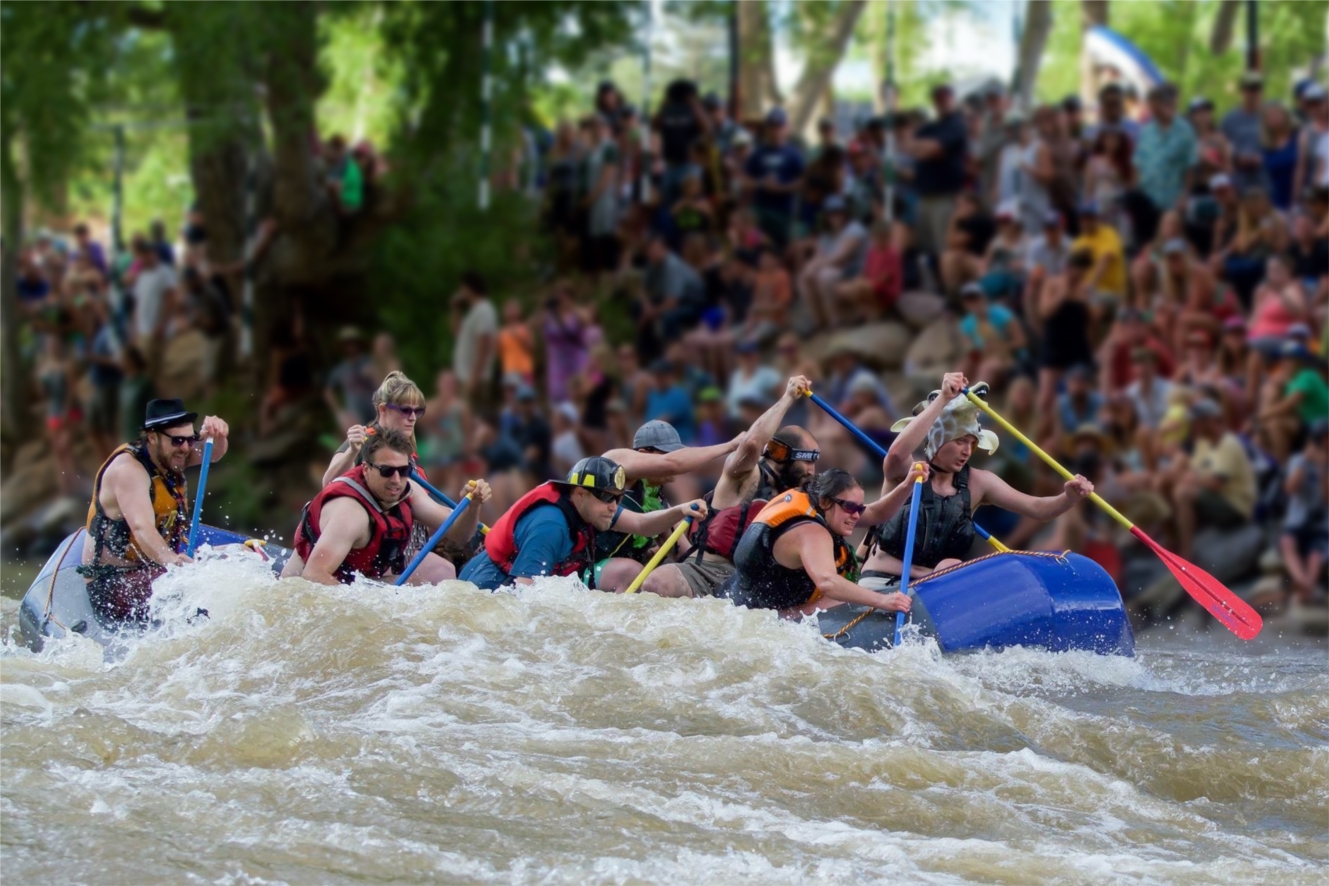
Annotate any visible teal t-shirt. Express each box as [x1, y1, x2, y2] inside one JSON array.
[[1286, 369, 1329, 426]]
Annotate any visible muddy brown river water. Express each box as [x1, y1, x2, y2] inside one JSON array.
[[1, 555, 1325, 884]]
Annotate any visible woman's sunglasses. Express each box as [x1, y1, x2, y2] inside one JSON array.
[[830, 497, 867, 517], [367, 463, 413, 479], [386, 404, 426, 419]]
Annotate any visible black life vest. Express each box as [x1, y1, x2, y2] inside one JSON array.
[[483, 482, 596, 579], [294, 466, 414, 583], [875, 465, 974, 569], [719, 491, 856, 610]]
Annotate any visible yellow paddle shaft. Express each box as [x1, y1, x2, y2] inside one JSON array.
[[623, 518, 692, 594], [964, 390, 1134, 531]]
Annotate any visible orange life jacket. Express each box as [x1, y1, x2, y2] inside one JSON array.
[[84, 443, 189, 567]]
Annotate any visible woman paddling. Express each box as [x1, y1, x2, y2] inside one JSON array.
[[859, 372, 1095, 590], [324, 371, 428, 486], [718, 468, 926, 619]]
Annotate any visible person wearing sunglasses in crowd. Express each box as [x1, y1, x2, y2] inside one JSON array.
[[322, 371, 430, 487], [859, 372, 1094, 589], [284, 428, 491, 586], [459, 456, 708, 591], [717, 467, 923, 618], [78, 398, 230, 624]]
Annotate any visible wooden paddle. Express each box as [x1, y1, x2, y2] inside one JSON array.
[[962, 388, 1262, 640]]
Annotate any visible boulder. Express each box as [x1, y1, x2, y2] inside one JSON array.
[[821, 322, 913, 370], [903, 314, 965, 393], [895, 291, 948, 330]]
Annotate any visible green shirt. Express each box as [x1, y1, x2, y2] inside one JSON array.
[[340, 159, 364, 212], [1286, 369, 1329, 426]]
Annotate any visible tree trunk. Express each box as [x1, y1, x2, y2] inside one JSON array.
[[1210, 0, 1241, 54], [788, 0, 867, 137], [1013, 0, 1054, 112], [1080, 0, 1110, 109], [0, 133, 30, 469], [737, 0, 777, 122]]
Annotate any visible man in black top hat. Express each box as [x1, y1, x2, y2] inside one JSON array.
[[79, 399, 230, 623]]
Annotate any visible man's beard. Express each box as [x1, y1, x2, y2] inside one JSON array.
[[775, 461, 804, 492]]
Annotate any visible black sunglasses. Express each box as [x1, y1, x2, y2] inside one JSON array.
[[160, 433, 200, 448], [589, 489, 624, 504], [830, 497, 867, 517], [367, 463, 413, 479]]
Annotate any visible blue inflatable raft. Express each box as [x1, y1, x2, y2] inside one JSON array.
[[19, 530, 1133, 657], [816, 551, 1134, 656]]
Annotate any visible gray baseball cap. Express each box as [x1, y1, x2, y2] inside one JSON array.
[[633, 420, 684, 453]]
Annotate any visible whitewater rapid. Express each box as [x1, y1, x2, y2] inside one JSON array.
[[2, 552, 1325, 884]]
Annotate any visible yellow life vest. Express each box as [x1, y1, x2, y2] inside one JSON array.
[[85, 443, 189, 566]]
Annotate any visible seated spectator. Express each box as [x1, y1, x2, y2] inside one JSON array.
[[1158, 398, 1255, 560], [1280, 420, 1328, 602], [1288, 212, 1329, 305], [497, 298, 536, 386], [550, 402, 586, 478], [724, 341, 780, 421], [799, 196, 868, 331], [939, 191, 996, 296], [670, 167, 715, 247], [1055, 364, 1103, 446], [978, 202, 1028, 302], [727, 207, 770, 261], [1099, 307, 1177, 393], [1219, 186, 1288, 307], [694, 387, 730, 448], [324, 135, 364, 216], [1125, 347, 1174, 433], [834, 220, 902, 324], [822, 345, 894, 421], [845, 141, 883, 222], [644, 359, 696, 442], [637, 234, 705, 360], [1188, 96, 1231, 180], [1023, 211, 1070, 329], [1247, 254, 1311, 357], [1256, 341, 1329, 461], [422, 369, 473, 497], [958, 283, 1026, 385], [1069, 200, 1126, 315], [1157, 238, 1236, 355], [325, 326, 376, 429]]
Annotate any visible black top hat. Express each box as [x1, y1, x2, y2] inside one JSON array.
[[143, 398, 198, 431]]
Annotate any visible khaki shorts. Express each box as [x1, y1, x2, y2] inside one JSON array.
[[675, 555, 737, 598]]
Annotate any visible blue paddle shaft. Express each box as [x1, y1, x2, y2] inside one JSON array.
[[395, 495, 472, 586], [893, 476, 924, 646], [807, 391, 996, 544], [186, 438, 214, 557], [410, 470, 457, 508]]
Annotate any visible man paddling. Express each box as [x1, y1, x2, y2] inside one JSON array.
[[591, 419, 741, 590], [638, 375, 817, 598], [860, 372, 1094, 588], [79, 398, 230, 624], [284, 429, 490, 585], [459, 456, 708, 590]]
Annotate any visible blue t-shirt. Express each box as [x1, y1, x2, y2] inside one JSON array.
[[744, 144, 805, 214], [459, 504, 577, 590], [645, 384, 696, 442], [1056, 391, 1104, 435], [959, 304, 1016, 350]]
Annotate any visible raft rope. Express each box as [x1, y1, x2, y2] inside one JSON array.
[[820, 549, 1072, 641], [42, 531, 83, 632]]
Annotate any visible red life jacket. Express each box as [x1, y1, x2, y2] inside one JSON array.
[[484, 482, 595, 579], [687, 496, 768, 563], [294, 465, 414, 583]]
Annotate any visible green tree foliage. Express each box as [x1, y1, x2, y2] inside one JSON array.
[[1037, 0, 1328, 109]]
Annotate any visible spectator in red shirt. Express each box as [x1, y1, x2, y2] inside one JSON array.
[[1098, 307, 1176, 393], [833, 220, 902, 324]]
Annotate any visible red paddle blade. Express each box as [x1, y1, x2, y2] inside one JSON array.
[[1130, 527, 1263, 640]]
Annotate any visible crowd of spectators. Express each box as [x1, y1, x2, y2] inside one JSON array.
[[13, 73, 1328, 614]]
